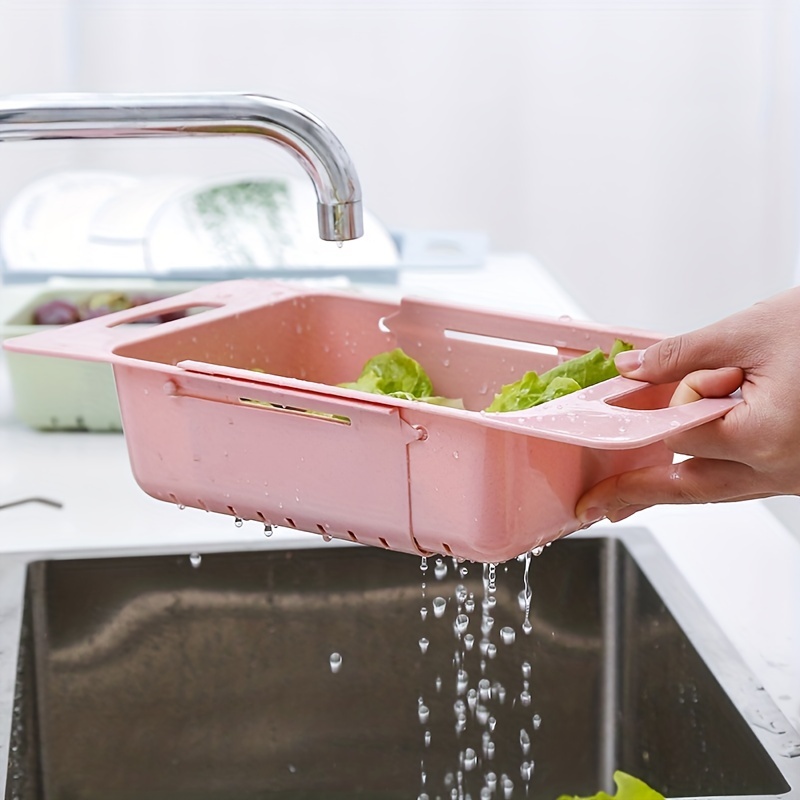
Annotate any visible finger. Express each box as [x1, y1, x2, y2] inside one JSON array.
[[615, 325, 753, 385], [575, 457, 763, 524], [668, 367, 744, 407]]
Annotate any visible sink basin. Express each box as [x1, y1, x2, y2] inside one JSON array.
[[0, 529, 797, 799]]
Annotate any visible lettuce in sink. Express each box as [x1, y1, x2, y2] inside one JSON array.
[[556, 770, 665, 800], [486, 339, 633, 413]]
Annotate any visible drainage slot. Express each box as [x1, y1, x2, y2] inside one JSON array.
[[444, 328, 559, 356], [239, 398, 350, 425], [412, 536, 434, 556], [285, 518, 296, 528]]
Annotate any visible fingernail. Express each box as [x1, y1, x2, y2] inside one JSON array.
[[578, 506, 606, 526], [614, 349, 644, 373]]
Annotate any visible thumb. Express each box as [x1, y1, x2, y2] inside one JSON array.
[[614, 329, 742, 385]]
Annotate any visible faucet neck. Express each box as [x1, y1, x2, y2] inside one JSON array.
[[0, 92, 363, 241]]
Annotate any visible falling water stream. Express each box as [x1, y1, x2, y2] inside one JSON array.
[[414, 550, 544, 800]]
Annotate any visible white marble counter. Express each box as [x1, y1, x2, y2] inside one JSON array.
[[2, 253, 798, 741]]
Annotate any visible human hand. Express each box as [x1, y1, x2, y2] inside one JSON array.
[[575, 286, 800, 525]]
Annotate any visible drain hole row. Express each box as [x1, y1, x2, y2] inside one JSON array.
[[169, 495, 402, 550]]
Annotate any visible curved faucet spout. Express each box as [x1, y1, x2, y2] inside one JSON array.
[[0, 92, 363, 241]]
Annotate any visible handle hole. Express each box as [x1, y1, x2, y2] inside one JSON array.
[[606, 381, 677, 411], [107, 303, 218, 328]]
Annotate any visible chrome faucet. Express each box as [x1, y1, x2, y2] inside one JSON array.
[[0, 92, 363, 241]]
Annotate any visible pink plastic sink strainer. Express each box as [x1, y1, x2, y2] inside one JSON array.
[[4, 280, 739, 562]]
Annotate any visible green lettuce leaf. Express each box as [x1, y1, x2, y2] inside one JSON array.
[[556, 770, 665, 800], [340, 348, 434, 398], [340, 348, 466, 409], [486, 339, 633, 413]]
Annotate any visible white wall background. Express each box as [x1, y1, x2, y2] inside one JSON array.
[[1, 0, 798, 334]]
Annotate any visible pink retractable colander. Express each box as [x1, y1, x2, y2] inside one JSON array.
[[4, 280, 738, 562]]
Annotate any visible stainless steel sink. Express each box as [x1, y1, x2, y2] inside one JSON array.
[[0, 528, 797, 799]]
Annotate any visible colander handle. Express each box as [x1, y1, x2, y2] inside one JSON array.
[[488, 375, 742, 449], [2, 280, 308, 363]]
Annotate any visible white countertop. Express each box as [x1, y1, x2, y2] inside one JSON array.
[[2, 253, 799, 742]]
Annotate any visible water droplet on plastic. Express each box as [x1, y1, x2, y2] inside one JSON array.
[[532, 713, 542, 730], [520, 690, 532, 707], [418, 704, 430, 724], [454, 614, 469, 636], [464, 633, 474, 651], [419, 637, 430, 654], [264, 524, 274, 537], [669, 419, 680, 428], [500, 626, 516, 645], [519, 728, 531, 755], [329, 652, 343, 673], [486, 643, 497, 659], [532, 546, 544, 557], [520, 760, 534, 781], [420, 556, 428, 573], [234, 517, 244, 528], [189, 553, 202, 568], [434, 558, 447, 580], [420, 606, 428, 621]]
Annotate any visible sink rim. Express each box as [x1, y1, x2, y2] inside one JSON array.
[[0, 526, 796, 799]]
